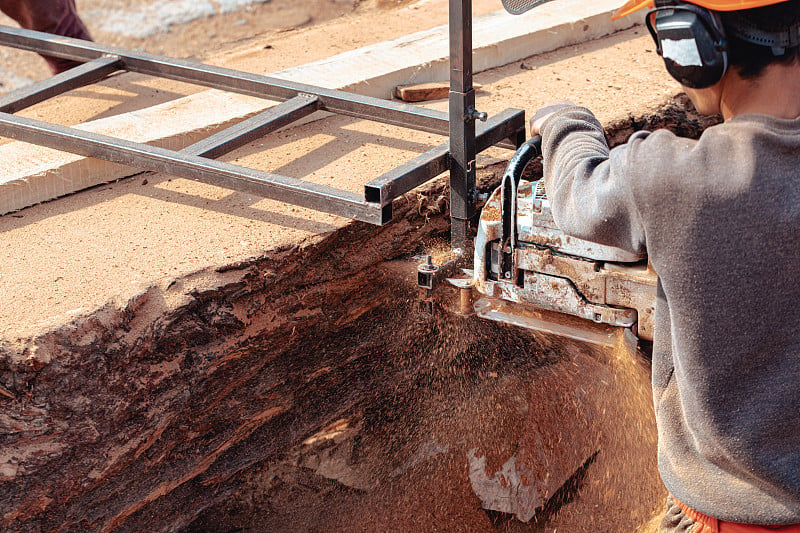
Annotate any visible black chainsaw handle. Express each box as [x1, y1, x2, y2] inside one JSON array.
[[499, 135, 542, 256], [503, 134, 542, 185]]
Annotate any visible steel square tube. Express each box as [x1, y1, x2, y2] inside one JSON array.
[[182, 94, 320, 160], [0, 26, 524, 227], [0, 26, 449, 135], [365, 108, 525, 205], [448, 0, 476, 249], [449, 0, 472, 96], [365, 144, 449, 204], [0, 56, 122, 114], [0, 112, 390, 225]]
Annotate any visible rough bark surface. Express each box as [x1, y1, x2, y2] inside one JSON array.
[[0, 174, 457, 532]]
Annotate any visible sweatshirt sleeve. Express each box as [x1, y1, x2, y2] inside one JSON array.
[[539, 106, 647, 255]]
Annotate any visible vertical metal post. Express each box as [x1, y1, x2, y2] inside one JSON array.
[[449, 0, 477, 250]]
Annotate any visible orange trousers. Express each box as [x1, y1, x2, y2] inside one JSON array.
[[676, 499, 800, 533]]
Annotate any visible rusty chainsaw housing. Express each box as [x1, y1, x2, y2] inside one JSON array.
[[464, 137, 657, 345]]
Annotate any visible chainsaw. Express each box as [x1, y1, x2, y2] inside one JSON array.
[[419, 136, 657, 348]]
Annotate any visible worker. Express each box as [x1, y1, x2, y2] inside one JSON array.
[[530, 0, 800, 530], [0, 0, 92, 74]]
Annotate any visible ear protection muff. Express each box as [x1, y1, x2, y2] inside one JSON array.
[[646, 0, 729, 88]]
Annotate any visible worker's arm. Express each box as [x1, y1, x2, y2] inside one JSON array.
[[534, 105, 648, 255]]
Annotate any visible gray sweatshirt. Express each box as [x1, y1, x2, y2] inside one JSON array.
[[540, 106, 800, 524]]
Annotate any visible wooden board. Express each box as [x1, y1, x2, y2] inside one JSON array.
[[394, 81, 483, 102]]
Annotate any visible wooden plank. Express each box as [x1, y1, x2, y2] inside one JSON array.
[[394, 81, 482, 103]]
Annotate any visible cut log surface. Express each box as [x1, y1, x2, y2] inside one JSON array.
[[0, 181, 451, 532]]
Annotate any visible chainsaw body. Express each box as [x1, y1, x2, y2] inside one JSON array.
[[467, 137, 657, 345]]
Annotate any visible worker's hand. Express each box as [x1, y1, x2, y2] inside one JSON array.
[[530, 101, 576, 134]]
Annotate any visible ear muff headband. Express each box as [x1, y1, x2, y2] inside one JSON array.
[[646, 2, 729, 88], [722, 11, 800, 55]]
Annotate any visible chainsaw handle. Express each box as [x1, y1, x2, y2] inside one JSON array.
[[499, 135, 542, 255], [504, 135, 542, 186]]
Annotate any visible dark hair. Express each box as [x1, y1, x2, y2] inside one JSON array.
[[720, 0, 800, 78]]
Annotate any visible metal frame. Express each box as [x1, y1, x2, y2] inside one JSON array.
[[449, 0, 479, 248], [0, 21, 524, 232]]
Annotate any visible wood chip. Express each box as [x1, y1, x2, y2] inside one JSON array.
[[0, 383, 16, 401], [394, 81, 483, 103]]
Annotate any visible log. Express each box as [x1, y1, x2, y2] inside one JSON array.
[[0, 181, 453, 532], [0, 149, 663, 533]]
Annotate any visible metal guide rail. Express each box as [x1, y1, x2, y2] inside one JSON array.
[[0, 25, 525, 226]]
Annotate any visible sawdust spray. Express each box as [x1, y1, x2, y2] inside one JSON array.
[[341, 258, 666, 532], [187, 254, 665, 532]]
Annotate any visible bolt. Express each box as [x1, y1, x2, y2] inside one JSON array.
[[418, 254, 438, 274], [465, 107, 488, 122]]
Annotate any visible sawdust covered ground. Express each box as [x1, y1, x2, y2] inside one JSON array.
[[368, 320, 662, 531], [189, 268, 664, 532], [369, 293, 665, 533]]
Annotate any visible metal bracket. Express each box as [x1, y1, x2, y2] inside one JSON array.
[[416, 250, 469, 314], [464, 106, 488, 122]]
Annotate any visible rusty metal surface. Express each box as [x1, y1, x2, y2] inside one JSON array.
[[516, 180, 645, 262], [471, 172, 658, 341]]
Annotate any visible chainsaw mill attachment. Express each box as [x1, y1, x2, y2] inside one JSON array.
[[449, 136, 657, 347]]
